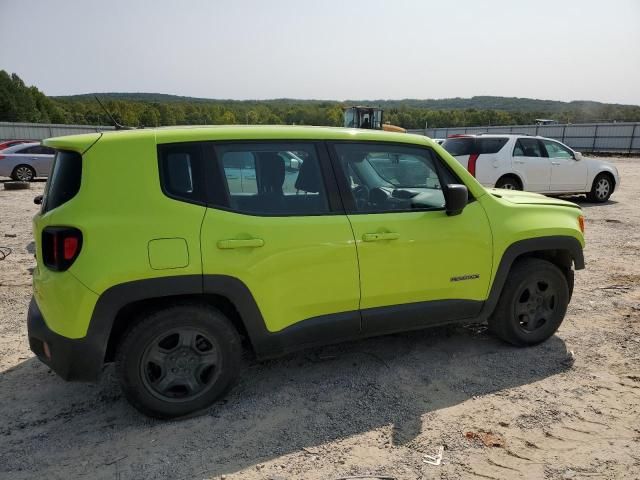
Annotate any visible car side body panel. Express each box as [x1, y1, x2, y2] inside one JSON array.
[[29, 127, 586, 382]]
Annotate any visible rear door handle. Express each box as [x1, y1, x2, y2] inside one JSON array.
[[513, 160, 525, 164], [551, 161, 560, 165], [362, 232, 400, 242], [217, 238, 264, 249]]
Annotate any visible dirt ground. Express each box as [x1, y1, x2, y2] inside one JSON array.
[[0, 159, 639, 480]]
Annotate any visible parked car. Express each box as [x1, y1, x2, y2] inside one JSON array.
[[29, 126, 584, 418], [441, 134, 620, 202], [0, 142, 56, 181], [0, 139, 32, 150]]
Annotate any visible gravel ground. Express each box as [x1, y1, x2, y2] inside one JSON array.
[[0, 159, 639, 480]]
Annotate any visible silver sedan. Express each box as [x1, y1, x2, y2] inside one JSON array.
[[0, 142, 55, 181]]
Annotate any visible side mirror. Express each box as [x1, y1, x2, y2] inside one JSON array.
[[34, 195, 43, 205], [444, 184, 468, 216], [574, 151, 583, 161]]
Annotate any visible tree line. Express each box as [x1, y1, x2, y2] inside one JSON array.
[[2, 70, 640, 129]]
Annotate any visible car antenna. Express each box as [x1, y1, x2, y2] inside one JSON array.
[[94, 95, 134, 130]]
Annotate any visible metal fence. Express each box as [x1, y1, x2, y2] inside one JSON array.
[[0, 122, 114, 141], [408, 122, 640, 153], [3, 120, 639, 154]]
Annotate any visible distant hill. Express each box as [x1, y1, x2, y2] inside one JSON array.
[[54, 93, 638, 112], [3, 70, 639, 128]]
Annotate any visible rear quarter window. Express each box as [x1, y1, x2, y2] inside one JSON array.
[[158, 143, 207, 205], [478, 138, 508, 154], [441, 138, 474, 156], [442, 137, 508, 156], [42, 150, 82, 213]]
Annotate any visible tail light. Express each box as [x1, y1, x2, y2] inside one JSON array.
[[0, 155, 5, 160], [42, 227, 83, 271], [467, 153, 480, 177]]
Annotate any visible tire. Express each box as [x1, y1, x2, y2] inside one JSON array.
[[116, 304, 242, 419], [489, 258, 570, 346], [3, 181, 30, 190], [495, 175, 522, 190], [11, 165, 36, 182], [586, 173, 613, 203]]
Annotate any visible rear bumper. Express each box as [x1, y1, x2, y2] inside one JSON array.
[[27, 298, 103, 381]]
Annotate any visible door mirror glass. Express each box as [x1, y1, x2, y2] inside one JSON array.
[[445, 184, 468, 216], [574, 151, 583, 161]]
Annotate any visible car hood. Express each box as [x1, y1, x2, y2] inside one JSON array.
[[487, 188, 581, 209]]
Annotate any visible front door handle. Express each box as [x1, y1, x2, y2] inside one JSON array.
[[551, 161, 561, 165], [217, 238, 264, 249], [362, 232, 400, 242]]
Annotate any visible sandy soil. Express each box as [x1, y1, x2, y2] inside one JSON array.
[[0, 160, 639, 480]]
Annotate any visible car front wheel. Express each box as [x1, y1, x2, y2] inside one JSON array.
[[489, 258, 570, 346], [587, 173, 613, 203], [495, 175, 522, 190], [116, 304, 242, 419]]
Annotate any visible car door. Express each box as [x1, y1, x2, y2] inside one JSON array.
[[10, 145, 38, 173], [36, 146, 55, 176], [329, 142, 493, 335], [541, 139, 588, 192], [511, 138, 551, 192], [200, 141, 361, 337]]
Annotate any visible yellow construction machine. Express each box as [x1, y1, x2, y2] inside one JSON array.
[[343, 106, 406, 133]]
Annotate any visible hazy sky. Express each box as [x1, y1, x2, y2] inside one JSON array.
[[1, 0, 639, 104]]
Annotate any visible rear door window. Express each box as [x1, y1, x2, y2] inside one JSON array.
[[17, 145, 40, 154], [514, 138, 545, 157], [213, 143, 330, 216]]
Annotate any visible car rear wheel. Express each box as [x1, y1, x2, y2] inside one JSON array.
[[11, 165, 36, 182], [495, 175, 522, 190], [489, 258, 569, 346], [116, 304, 242, 419], [587, 173, 613, 203]]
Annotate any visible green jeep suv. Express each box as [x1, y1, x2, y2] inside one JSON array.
[[28, 126, 585, 418]]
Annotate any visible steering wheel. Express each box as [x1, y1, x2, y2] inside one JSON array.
[[352, 185, 370, 210]]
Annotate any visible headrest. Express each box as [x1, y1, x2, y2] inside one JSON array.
[[294, 158, 322, 193], [256, 152, 285, 194]]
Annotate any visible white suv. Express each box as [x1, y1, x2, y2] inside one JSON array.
[[441, 134, 620, 202]]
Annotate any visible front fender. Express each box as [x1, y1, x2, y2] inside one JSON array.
[[478, 235, 584, 322]]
